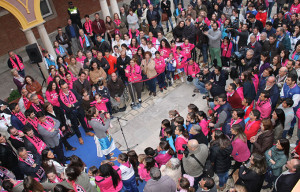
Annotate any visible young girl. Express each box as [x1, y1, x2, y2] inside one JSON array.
[[129, 37, 140, 55], [121, 44, 133, 59], [160, 119, 171, 139], [65, 72, 76, 90], [90, 93, 109, 112], [188, 104, 199, 113], [46, 169, 63, 183], [82, 89, 92, 112], [184, 59, 200, 83], [196, 111, 209, 136], [76, 50, 86, 68], [165, 52, 177, 86], [138, 156, 156, 181], [88, 166, 101, 192], [148, 31, 160, 49], [145, 41, 157, 58], [185, 112, 197, 132], [155, 141, 174, 167], [233, 78, 244, 101], [170, 40, 177, 53], [154, 51, 167, 92], [140, 37, 148, 51], [118, 153, 139, 192], [123, 33, 132, 47], [181, 39, 195, 60], [158, 39, 172, 59], [177, 176, 195, 192], [280, 50, 290, 67], [53, 41, 67, 58], [127, 150, 140, 186], [164, 127, 176, 152], [221, 37, 233, 68], [169, 109, 180, 131], [174, 46, 187, 82], [174, 125, 189, 160]]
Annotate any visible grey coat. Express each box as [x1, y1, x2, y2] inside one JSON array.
[[37, 117, 60, 148], [60, 172, 97, 192], [182, 144, 209, 177], [144, 175, 176, 192], [88, 116, 110, 139]]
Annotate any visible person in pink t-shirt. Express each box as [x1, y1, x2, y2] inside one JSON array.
[[154, 51, 167, 92]]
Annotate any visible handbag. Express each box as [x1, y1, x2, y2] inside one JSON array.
[[190, 154, 214, 178], [162, 13, 168, 22]]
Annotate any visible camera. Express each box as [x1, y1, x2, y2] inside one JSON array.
[[198, 23, 209, 32], [182, 144, 189, 157], [230, 47, 249, 65]]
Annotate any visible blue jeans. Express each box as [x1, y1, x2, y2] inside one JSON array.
[[297, 128, 300, 145], [209, 102, 215, 109], [217, 171, 229, 187], [282, 130, 289, 139], [147, 78, 156, 92], [18, 70, 25, 77], [122, 174, 139, 192], [166, 70, 175, 80], [288, 116, 296, 136], [268, 2, 275, 17], [166, 17, 174, 30], [200, 44, 208, 63], [157, 72, 166, 88], [194, 80, 207, 94]]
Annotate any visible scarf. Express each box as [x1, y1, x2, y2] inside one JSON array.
[[10, 134, 24, 142], [25, 135, 46, 155], [27, 117, 39, 133], [114, 19, 121, 26], [18, 153, 45, 180], [122, 161, 131, 168], [79, 34, 91, 48], [59, 90, 77, 106], [23, 96, 29, 108], [230, 118, 243, 127], [39, 117, 62, 136], [67, 180, 87, 192], [31, 102, 43, 113], [12, 111, 26, 125], [49, 175, 63, 183], [84, 20, 93, 35], [55, 45, 65, 55], [10, 55, 24, 71]]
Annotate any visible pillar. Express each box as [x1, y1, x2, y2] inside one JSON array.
[[100, 0, 111, 19], [23, 28, 49, 79], [170, 0, 175, 17], [110, 0, 120, 17], [37, 24, 56, 61]]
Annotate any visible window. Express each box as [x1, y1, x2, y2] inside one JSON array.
[[40, 0, 53, 18]]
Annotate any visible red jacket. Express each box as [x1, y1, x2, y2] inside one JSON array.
[[256, 11, 267, 27], [104, 55, 117, 75], [244, 120, 261, 140]]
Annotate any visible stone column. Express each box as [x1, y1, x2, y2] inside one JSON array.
[[110, 0, 120, 17], [37, 24, 56, 61], [170, 0, 175, 16], [100, 0, 111, 19]]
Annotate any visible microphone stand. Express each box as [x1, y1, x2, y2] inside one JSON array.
[[116, 117, 138, 151]]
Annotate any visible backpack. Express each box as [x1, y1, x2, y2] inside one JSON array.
[[190, 154, 214, 178]]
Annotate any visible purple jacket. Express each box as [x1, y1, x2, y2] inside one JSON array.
[[258, 62, 270, 77]]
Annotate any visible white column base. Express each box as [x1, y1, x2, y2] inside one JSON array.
[[100, 0, 111, 19]]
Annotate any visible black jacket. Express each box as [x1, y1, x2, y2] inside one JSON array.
[[130, 0, 141, 12], [243, 81, 256, 101], [56, 33, 71, 46], [73, 79, 91, 96], [146, 9, 160, 25], [274, 171, 300, 192], [173, 26, 185, 42], [23, 136, 40, 155], [209, 84, 226, 99], [232, 29, 249, 49], [262, 40, 284, 61], [107, 78, 125, 98], [65, 24, 79, 38], [149, 25, 164, 38], [183, 24, 196, 44], [96, 40, 111, 55], [18, 152, 44, 178], [161, 0, 171, 17], [0, 142, 19, 170], [92, 57, 110, 73], [9, 136, 25, 150], [210, 71, 227, 88], [189, 132, 208, 145], [237, 165, 265, 192], [117, 56, 131, 82], [210, 142, 233, 173], [247, 19, 264, 32]]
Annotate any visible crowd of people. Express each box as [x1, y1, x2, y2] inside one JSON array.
[[2, 0, 300, 191]]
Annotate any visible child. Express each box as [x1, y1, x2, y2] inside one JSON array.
[[82, 88, 91, 112], [188, 104, 199, 113], [121, 44, 133, 59], [164, 127, 176, 152], [174, 116, 185, 128], [170, 40, 177, 53], [174, 46, 187, 82], [88, 166, 101, 192], [127, 150, 141, 186], [154, 51, 167, 92], [90, 93, 109, 112], [165, 52, 177, 86], [181, 39, 195, 60], [221, 37, 233, 68], [129, 37, 140, 55], [97, 80, 112, 115], [145, 41, 157, 58], [185, 112, 197, 132], [174, 125, 189, 160], [138, 156, 156, 181], [184, 59, 200, 84], [129, 27, 140, 39], [159, 119, 171, 139], [118, 153, 139, 192], [158, 39, 171, 59], [196, 111, 209, 136], [65, 72, 75, 90], [46, 169, 62, 183], [169, 110, 180, 131]]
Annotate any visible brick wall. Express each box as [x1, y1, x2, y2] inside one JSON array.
[[0, 0, 118, 56]]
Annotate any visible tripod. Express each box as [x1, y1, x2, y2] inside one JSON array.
[[116, 116, 138, 151], [34, 62, 46, 86]]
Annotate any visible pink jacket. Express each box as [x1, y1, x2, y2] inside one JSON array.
[[138, 163, 158, 181], [221, 42, 233, 58], [154, 57, 166, 74], [175, 135, 188, 160], [256, 98, 272, 119], [129, 45, 139, 55], [184, 63, 200, 77], [199, 119, 209, 136], [290, 3, 300, 14], [181, 43, 195, 59], [174, 51, 187, 69], [95, 166, 123, 192], [231, 137, 251, 162], [236, 87, 244, 101], [252, 74, 259, 93], [45, 90, 60, 107], [125, 64, 142, 82], [90, 98, 109, 112], [204, 17, 211, 26], [297, 108, 300, 130], [158, 47, 171, 59], [155, 152, 172, 167]]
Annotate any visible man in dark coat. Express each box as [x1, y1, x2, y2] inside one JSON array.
[[92, 52, 110, 74], [117, 51, 131, 83], [0, 133, 23, 179], [183, 19, 196, 44], [149, 20, 163, 38], [247, 14, 264, 32], [56, 27, 72, 55], [189, 124, 208, 145], [147, 4, 160, 26], [209, 66, 227, 88], [73, 71, 91, 96]]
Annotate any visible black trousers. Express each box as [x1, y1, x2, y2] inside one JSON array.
[[52, 139, 65, 164], [67, 109, 90, 138]]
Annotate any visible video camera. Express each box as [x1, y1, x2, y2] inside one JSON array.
[[231, 47, 249, 65], [178, 144, 189, 157]]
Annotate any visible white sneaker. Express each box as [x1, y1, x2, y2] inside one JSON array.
[[286, 135, 292, 139], [181, 77, 184, 82], [171, 78, 174, 84], [290, 143, 296, 148]]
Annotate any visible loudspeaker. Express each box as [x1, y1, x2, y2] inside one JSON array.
[[25, 43, 43, 63]]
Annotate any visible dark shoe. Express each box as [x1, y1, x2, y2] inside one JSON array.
[[164, 86, 167, 90], [66, 156, 71, 161], [193, 89, 200, 93], [149, 91, 152, 96], [167, 28, 169, 32], [153, 92, 156, 96], [160, 88, 163, 92], [119, 106, 126, 112], [168, 81, 172, 87], [66, 147, 77, 151]]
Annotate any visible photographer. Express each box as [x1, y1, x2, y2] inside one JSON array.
[[194, 66, 210, 94], [247, 34, 262, 62], [204, 81, 226, 109], [209, 66, 227, 88], [230, 24, 249, 50], [195, 17, 209, 66], [240, 49, 256, 71], [182, 139, 208, 190]]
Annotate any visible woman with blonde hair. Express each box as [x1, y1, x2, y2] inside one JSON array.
[[114, 13, 128, 38], [11, 68, 24, 93]]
